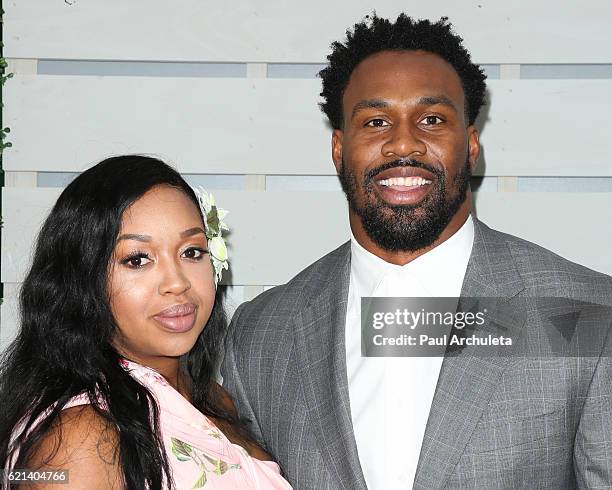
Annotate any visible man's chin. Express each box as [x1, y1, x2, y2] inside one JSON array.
[[357, 199, 457, 252]]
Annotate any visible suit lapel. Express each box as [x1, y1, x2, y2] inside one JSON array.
[[293, 243, 368, 489], [414, 219, 527, 489]]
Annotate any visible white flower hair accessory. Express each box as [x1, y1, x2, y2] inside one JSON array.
[[192, 186, 229, 287]]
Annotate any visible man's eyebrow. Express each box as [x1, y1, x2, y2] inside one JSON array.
[[417, 95, 459, 113], [180, 227, 206, 238], [350, 99, 389, 120], [350, 96, 459, 120]]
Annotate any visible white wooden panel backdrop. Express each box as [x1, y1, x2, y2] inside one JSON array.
[[3, 1, 612, 349], [6, 0, 612, 63], [5, 76, 612, 176]]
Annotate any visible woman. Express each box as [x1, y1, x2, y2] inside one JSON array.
[[0, 155, 291, 489]]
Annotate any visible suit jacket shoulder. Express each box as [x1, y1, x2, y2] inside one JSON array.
[[230, 241, 350, 339], [475, 220, 612, 302]]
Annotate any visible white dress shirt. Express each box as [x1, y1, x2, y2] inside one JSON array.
[[345, 215, 474, 489]]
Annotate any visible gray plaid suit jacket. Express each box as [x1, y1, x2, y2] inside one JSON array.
[[221, 218, 612, 489]]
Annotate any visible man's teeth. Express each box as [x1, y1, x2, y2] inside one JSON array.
[[378, 177, 432, 187]]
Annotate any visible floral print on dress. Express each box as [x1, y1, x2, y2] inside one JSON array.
[[114, 358, 291, 489], [208, 428, 223, 439], [171, 437, 241, 488]]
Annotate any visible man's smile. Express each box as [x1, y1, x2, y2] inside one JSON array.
[[371, 166, 437, 205]]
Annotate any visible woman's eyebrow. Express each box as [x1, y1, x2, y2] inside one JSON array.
[[180, 227, 206, 238], [117, 227, 205, 242], [117, 233, 151, 242]]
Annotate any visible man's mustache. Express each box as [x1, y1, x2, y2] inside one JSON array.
[[365, 158, 442, 182]]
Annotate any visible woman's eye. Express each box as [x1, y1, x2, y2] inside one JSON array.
[[421, 115, 443, 125], [365, 118, 389, 128], [121, 253, 152, 269], [182, 247, 207, 260]]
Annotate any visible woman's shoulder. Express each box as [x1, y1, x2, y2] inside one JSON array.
[[24, 405, 123, 489]]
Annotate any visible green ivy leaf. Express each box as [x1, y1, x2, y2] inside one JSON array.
[[171, 437, 193, 462], [214, 459, 229, 476], [201, 453, 218, 466], [206, 207, 220, 236], [191, 470, 207, 488]]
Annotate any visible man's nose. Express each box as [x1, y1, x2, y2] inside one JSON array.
[[381, 122, 426, 159], [158, 260, 191, 295]]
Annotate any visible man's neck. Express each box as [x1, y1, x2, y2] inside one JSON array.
[[349, 201, 472, 266]]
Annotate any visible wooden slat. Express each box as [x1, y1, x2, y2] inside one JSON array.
[[2, 188, 612, 287], [3, 76, 330, 174], [6, 0, 612, 63], [4, 76, 612, 176]]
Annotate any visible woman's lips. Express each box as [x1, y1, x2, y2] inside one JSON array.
[[153, 303, 197, 333]]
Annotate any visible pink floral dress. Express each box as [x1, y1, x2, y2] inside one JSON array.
[[6, 360, 292, 489], [114, 359, 293, 489]]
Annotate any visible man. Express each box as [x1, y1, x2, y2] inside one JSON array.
[[221, 14, 612, 489]]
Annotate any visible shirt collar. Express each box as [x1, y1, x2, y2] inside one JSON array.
[[350, 214, 474, 297]]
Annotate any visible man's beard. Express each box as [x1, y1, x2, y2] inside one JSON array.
[[338, 157, 471, 252]]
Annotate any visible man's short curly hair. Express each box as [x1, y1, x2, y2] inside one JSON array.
[[318, 13, 487, 130]]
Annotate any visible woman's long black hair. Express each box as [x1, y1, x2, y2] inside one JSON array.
[[0, 155, 237, 489]]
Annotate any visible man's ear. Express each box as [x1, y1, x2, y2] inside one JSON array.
[[332, 129, 344, 174], [467, 125, 481, 171]]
